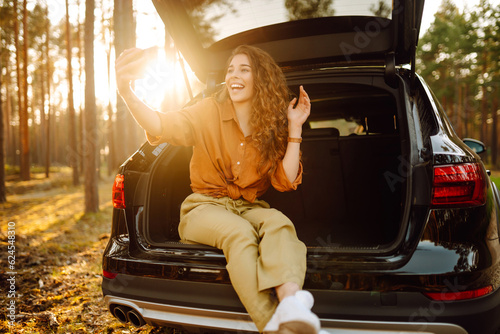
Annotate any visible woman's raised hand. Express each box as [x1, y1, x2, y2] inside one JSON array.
[[287, 85, 311, 132], [115, 47, 158, 95]]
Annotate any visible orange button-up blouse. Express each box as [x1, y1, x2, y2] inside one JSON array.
[[146, 97, 302, 203]]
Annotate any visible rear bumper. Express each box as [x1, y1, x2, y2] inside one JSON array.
[[104, 295, 257, 332], [104, 295, 467, 334], [102, 274, 500, 333]]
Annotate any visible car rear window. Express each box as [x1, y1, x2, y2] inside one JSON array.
[[182, 0, 393, 47]]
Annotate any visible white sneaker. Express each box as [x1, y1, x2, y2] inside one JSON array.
[[263, 294, 320, 334], [295, 290, 314, 310], [263, 310, 281, 333]]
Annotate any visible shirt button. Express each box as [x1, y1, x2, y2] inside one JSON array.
[[237, 161, 241, 165], [240, 142, 244, 146]]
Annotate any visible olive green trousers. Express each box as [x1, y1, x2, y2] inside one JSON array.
[[178, 192, 307, 332]]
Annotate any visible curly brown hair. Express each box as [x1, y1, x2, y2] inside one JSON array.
[[217, 45, 291, 175]]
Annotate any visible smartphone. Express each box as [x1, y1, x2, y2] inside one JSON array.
[[142, 46, 159, 61]]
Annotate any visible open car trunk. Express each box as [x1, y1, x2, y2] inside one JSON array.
[[143, 79, 406, 252]]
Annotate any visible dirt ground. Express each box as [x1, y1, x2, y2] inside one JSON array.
[[0, 170, 178, 334]]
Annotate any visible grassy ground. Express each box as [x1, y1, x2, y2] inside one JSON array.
[[491, 170, 500, 189], [0, 170, 178, 334]]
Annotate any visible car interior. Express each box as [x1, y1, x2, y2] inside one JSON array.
[[144, 82, 405, 251]]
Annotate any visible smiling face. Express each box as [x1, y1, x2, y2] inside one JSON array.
[[225, 53, 255, 106]]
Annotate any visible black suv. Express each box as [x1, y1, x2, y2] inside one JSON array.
[[102, 0, 500, 333]]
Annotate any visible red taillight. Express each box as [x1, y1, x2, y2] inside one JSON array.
[[112, 174, 125, 209], [431, 163, 486, 207], [103, 270, 118, 279], [424, 285, 493, 301]]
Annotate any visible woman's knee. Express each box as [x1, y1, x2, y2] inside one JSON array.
[[183, 206, 259, 249], [251, 208, 295, 231], [220, 222, 259, 250]]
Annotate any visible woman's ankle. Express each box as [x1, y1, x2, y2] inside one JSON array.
[[275, 282, 300, 302]]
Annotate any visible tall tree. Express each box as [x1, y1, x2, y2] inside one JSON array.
[[417, 0, 500, 165], [113, 0, 136, 168], [0, 1, 13, 203], [13, 0, 28, 180], [477, 0, 500, 167], [44, 3, 51, 177], [19, 0, 29, 180], [84, 0, 99, 212], [100, 0, 116, 175], [77, 0, 85, 176], [417, 0, 477, 138], [66, 0, 79, 185], [493, 92, 499, 167], [30, 4, 50, 169], [0, 52, 5, 203], [1, 1, 14, 168]]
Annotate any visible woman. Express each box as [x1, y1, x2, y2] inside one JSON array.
[[116, 45, 321, 333]]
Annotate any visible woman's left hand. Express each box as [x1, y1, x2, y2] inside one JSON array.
[[287, 85, 311, 132], [283, 85, 310, 182]]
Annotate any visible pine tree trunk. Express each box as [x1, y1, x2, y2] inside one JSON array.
[[463, 83, 469, 138], [14, 0, 28, 180], [456, 82, 463, 138], [481, 51, 489, 159], [84, 0, 99, 213], [106, 48, 116, 176], [40, 61, 47, 177], [103, 1, 116, 176], [492, 90, 498, 168], [77, 0, 85, 175], [13, 1, 21, 169], [66, 0, 79, 186], [20, 0, 30, 180], [45, 5, 51, 178], [0, 55, 6, 203], [4, 66, 13, 166], [113, 0, 136, 166]]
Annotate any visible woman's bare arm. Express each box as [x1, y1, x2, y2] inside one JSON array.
[[282, 85, 311, 183]]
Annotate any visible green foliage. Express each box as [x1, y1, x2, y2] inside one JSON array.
[[370, 0, 391, 18], [491, 175, 500, 189], [417, 0, 500, 166], [417, 0, 477, 98], [285, 0, 335, 20], [0, 1, 50, 57]]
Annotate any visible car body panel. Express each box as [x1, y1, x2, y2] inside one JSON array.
[[102, 272, 500, 333]]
